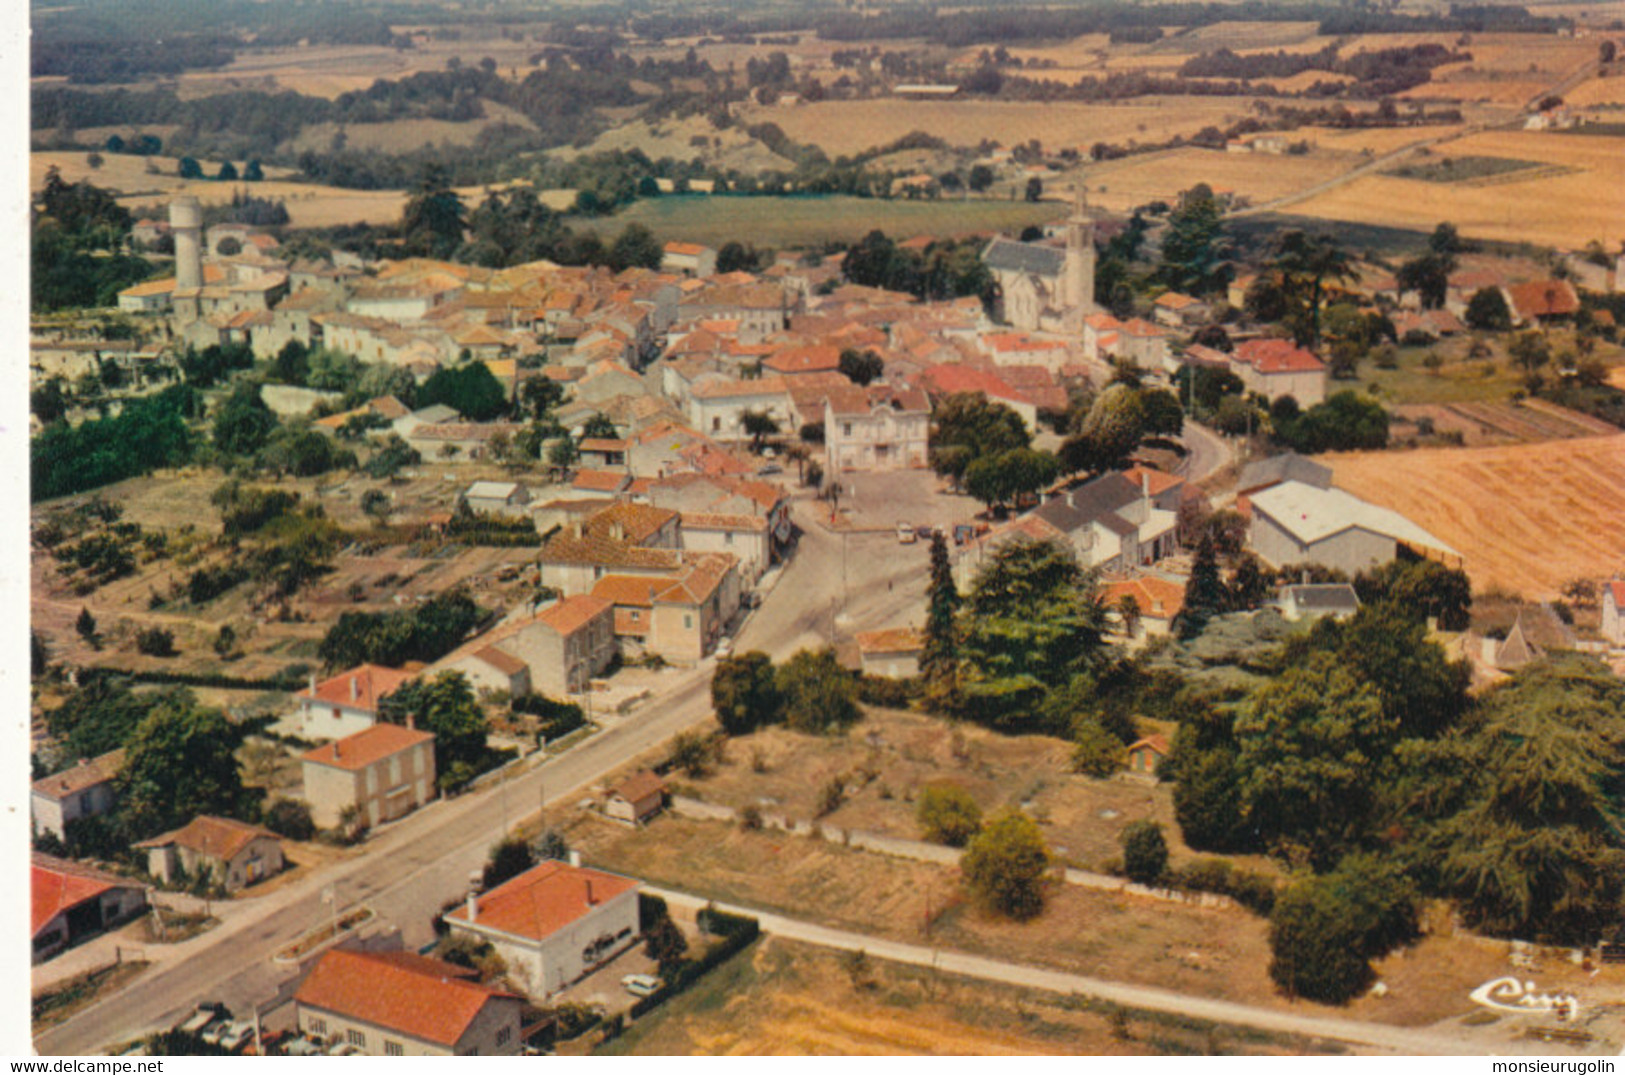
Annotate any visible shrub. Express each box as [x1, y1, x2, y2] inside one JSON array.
[[816, 776, 846, 818], [1071, 719, 1123, 777], [961, 810, 1051, 920], [135, 626, 177, 657], [915, 782, 983, 847], [1119, 820, 1169, 885], [262, 799, 315, 841], [740, 804, 764, 831]]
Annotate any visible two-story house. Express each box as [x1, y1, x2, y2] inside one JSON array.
[[300, 723, 438, 830], [824, 384, 931, 473], [31, 749, 124, 842]]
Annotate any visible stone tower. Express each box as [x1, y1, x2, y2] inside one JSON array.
[[1064, 181, 1096, 318], [170, 196, 203, 292]]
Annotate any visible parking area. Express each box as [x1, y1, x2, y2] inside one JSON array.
[[550, 934, 664, 1018], [823, 468, 982, 532]]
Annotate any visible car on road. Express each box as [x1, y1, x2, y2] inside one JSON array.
[[200, 1018, 235, 1046], [896, 523, 916, 544], [284, 1039, 324, 1057], [915, 525, 934, 540], [622, 974, 662, 997], [714, 637, 732, 659]]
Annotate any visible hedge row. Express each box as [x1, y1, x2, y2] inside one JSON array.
[[83, 666, 305, 691]]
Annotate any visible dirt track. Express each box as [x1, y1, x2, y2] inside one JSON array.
[[1325, 433, 1625, 600]]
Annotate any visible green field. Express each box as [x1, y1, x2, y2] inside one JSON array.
[[1381, 155, 1544, 183], [585, 193, 1068, 249]]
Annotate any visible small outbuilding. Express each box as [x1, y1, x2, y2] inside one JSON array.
[[1125, 734, 1169, 777], [604, 770, 666, 826]]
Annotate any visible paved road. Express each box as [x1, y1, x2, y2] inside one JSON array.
[[1178, 419, 1232, 485], [648, 887, 1575, 1057], [35, 493, 919, 1056]]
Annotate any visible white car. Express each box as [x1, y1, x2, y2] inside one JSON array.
[[218, 1022, 255, 1052], [622, 973, 661, 997]]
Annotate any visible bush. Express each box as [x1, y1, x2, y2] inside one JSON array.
[[915, 782, 983, 847], [1070, 718, 1122, 777], [1170, 858, 1278, 916], [961, 811, 1051, 920], [816, 776, 846, 818], [262, 799, 315, 841], [135, 626, 177, 657], [854, 674, 916, 708], [1119, 820, 1169, 885]]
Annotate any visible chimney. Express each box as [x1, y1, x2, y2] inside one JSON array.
[[1141, 471, 1151, 502], [1066, 492, 1075, 508], [406, 712, 416, 731], [585, 880, 597, 906], [1301, 569, 1310, 586], [466, 893, 478, 922], [333, 740, 342, 761], [308, 672, 318, 696], [349, 676, 359, 702], [568, 849, 582, 868]]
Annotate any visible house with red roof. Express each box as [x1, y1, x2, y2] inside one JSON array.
[[589, 552, 740, 663], [445, 860, 642, 998], [31, 749, 124, 842], [436, 595, 617, 697], [1126, 734, 1169, 777], [917, 364, 1038, 431], [1153, 291, 1210, 329], [301, 723, 437, 830], [295, 665, 417, 741], [660, 241, 717, 279], [1501, 279, 1580, 326], [295, 948, 524, 1056], [855, 627, 925, 679], [1099, 576, 1187, 642], [135, 816, 285, 891], [825, 384, 932, 473], [1228, 338, 1327, 405], [604, 770, 667, 826], [32, 853, 148, 963]]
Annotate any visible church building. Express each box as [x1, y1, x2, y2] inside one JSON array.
[[981, 185, 1097, 334]]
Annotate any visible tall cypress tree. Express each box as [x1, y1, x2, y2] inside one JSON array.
[[1174, 530, 1226, 639], [922, 532, 960, 686]]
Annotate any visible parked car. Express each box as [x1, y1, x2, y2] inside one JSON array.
[[218, 1022, 255, 1052], [283, 1039, 324, 1057], [714, 637, 733, 659], [199, 1019, 234, 1046], [954, 524, 975, 545], [622, 974, 662, 997], [178, 1003, 229, 1036], [914, 525, 934, 540], [896, 523, 917, 544], [741, 590, 762, 609]]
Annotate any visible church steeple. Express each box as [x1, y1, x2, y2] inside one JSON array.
[[1064, 180, 1096, 318]]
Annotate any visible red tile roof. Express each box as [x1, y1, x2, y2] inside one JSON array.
[[300, 665, 416, 714], [1505, 279, 1580, 320], [135, 815, 279, 861], [32, 854, 140, 936], [295, 949, 517, 1048], [855, 627, 925, 655], [1608, 580, 1625, 608], [301, 723, 435, 772], [1233, 338, 1325, 374], [609, 770, 665, 805], [1128, 733, 1170, 756], [591, 575, 665, 608], [32, 749, 125, 801], [1121, 465, 1184, 498], [536, 594, 613, 636], [1100, 576, 1187, 619], [572, 469, 631, 493], [448, 861, 639, 942]]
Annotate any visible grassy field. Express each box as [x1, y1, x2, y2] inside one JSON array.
[[583, 193, 1066, 248], [1286, 129, 1625, 249], [598, 937, 1329, 1056], [1079, 145, 1352, 214], [1326, 432, 1625, 599], [750, 97, 1253, 157]]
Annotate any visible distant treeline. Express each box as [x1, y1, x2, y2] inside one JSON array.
[[1180, 43, 1471, 98], [629, 2, 1566, 46]]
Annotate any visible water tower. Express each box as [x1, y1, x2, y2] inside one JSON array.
[[170, 197, 203, 291]]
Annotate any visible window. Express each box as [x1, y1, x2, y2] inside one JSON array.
[[385, 1041, 403, 1057], [308, 1018, 326, 1036], [347, 1029, 366, 1047], [842, 422, 853, 437], [495, 1027, 512, 1047], [684, 613, 693, 629], [724, 532, 734, 545], [630, 610, 640, 622]]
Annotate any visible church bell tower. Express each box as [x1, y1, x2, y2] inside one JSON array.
[[1064, 182, 1096, 318]]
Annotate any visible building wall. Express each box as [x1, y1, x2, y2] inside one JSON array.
[[297, 998, 523, 1057], [825, 409, 930, 473], [441, 651, 532, 698], [154, 835, 284, 890], [1604, 590, 1623, 644], [30, 781, 117, 841], [859, 652, 921, 679], [680, 527, 770, 582], [299, 701, 378, 741], [1249, 514, 1396, 575], [501, 610, 617, 695], [303, 743, 435, 831], [32, 886, 148, 963]]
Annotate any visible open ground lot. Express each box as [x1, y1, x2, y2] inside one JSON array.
[[600, 936, 1333, 1055], [750, 97, 1256, 158], [669, 705, 1194, 874], [560, 809, 1605, 1031], [1325, 432, 1625, 600], [583, 193, 1067, 249], [1287, 130, 1625, 248]]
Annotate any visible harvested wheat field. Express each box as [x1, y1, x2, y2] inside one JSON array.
[[754, 97, 1250, 157], [1325, 434, 1625, 599], [1289, 130, 1625, 248], [1563, 74, 1625, 108], [1082, 146, 1351, 213]]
